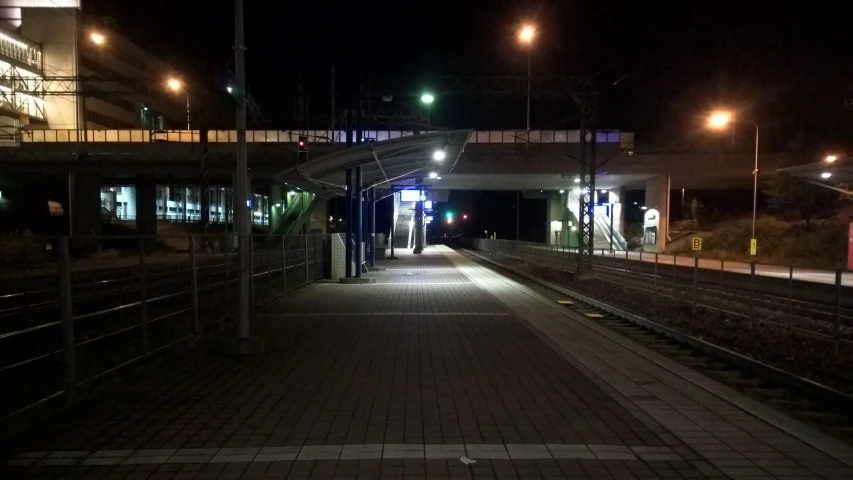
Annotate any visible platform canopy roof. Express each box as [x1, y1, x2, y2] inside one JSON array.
[[273, 130, 472, 197]]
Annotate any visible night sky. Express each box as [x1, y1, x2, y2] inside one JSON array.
[[84, 0, 853, 239]]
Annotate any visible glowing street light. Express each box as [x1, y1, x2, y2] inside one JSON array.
[[429, 172, 438, 179], [821, 172, 832, 179], [433, 150, 446, 161], [90, 32, 105, 45], [706, 109, 759, 254], [518, 25, 535, 44], [825, 155, 838, 163], [420, 93, 434, 104], [707, 111, 731, 129]]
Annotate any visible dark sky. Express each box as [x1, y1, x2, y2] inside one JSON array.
[[86, 0, 853, 153]]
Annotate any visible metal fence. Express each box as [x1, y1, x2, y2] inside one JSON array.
[[0, 234, 328, 421], [463, 237, 853, 354]]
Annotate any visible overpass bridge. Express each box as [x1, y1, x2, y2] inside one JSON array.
[[0, 128, 788, 252]]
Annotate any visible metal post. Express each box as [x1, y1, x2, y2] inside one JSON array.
[[189, 235, 199, 337], [751, 122, 759, 249], [224, 236, 230, 309], [355, 166, 364, 274], [692, 256, 699, 320], [249, 236, 255, 311], [369, 188, 376, 267], [390, 193, 396, 259], [653, 253, 659, 317], [516, 191, 520, 240], [624, 250, 629, 279], [138, 237, 148, 355], [363, 190, 369, 265], [787, 265, 793, 329], [526, 46, 531, 150], [314, 235, 320, 281], [345, 168, 353, 277], [234, 0, 251, 342], [58, 237, 76, 400], [304, 235, 310, 284], [749, 261, 756, 321], [672, 255, 677, 293], [834, 269, 842, 354], [720, 259, 725, 287], [281, 238, 288, 293]]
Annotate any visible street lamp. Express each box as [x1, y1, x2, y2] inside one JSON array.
[[707, 110, 759, 255], [432, 150, 446, 161], [90, 32, 105, 45], [167, 78, 190, 129], [518, 24, 535, 148], [825, 155, 838, 163]]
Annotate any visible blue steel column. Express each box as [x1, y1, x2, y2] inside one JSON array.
[[345, 169, 353, 278], [369, 187, 376, 267], [362, 189, 369, 265], [355, 166, 363, 277]]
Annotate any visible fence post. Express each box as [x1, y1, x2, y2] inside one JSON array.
[[304, 235, 310, 285], [672, 254, 677, 293], [719, 260, 725, 287], [653, 253, 659, 317], [249, 236, 255, 311], [624, 250, 629, 279], [224, 236, 230, 311], [692, 256, 699, 322], [787, 266, 794, 329], [834, 269, 842, 355], [314, 235, 319, 281], [58, 237, 76, 401], [281, 237, 288, 294], [749, 261, 756, 322], [138, 237, 148, 356], [189, 235, 199, 337]]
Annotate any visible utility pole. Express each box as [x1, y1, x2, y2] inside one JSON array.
[[230, 0, 260, 354]]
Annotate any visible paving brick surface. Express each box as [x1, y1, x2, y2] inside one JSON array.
[[3, 247, 852, 479]]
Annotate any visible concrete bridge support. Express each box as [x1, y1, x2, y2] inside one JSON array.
[[643, 174, 671, 253], [71, 172, 101, 237], [134, 177, 157, 236]]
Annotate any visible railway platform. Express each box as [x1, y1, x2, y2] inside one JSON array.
[[3, 245, 853, 479]]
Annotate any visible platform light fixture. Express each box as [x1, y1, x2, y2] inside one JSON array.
[[90, 32, 105, 45], [433, 150, 446, 161], [574, 177, 580, 183], [421, 93, 434, 104], [429, 171, 438, 179], [825, 155, 838, 163], [559, 189, 565, 193], [821, 172, 832, 179]]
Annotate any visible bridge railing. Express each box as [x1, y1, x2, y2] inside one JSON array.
[[10, 128, 634, 146]]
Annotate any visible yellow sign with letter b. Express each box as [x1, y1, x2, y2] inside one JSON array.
[[691, 238, 702, 251]]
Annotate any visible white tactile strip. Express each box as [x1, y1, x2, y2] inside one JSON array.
[[6, 443, 681, 466]]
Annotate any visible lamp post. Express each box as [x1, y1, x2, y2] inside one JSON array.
[[420, 93, 434, 129], [167, 78, 191, 129], [69, 30, 105, 235], [708, 111, 759, 254], [518, 24, 535, 149]]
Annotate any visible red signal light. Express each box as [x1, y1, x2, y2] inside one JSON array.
[[462, 214, 468, 220]]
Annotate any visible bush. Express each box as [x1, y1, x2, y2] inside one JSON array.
[[673, 216, 849, 269]]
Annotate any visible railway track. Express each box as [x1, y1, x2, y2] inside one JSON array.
[[461, 247, 853, 446]]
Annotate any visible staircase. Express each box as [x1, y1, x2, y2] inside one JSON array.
[[271, 191, 316, 236], [392, 195, 415, 249]]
